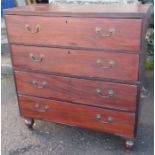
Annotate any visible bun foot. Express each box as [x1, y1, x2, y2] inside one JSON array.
[[125, 139, 134, 150], [24, 118, 34, 130]]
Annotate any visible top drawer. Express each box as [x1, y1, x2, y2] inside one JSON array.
[[5, 15, 142, 52]]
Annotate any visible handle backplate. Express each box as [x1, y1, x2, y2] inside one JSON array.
[[95, 27, 116, 37], [32, 80, 48, 89], [29, 53, 44, 62], [34, 103, 49, 113], [96, 88, 114, 98], [96, 59, 115, 69], [25, 24, 41, 34], [96, 114, 113, 124]]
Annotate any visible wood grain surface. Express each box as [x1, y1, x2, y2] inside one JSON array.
[[11, 45, 140, 81], [15, 71, 138, 112], [4, 4, 151, 141], [5, 4, 151, 18], [6, 15, 142, 51], [19, 95, 135, 138]]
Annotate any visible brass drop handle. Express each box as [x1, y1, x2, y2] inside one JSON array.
[[95, 27, 116, 37], [96, 59, 115, 69], [96, 114, 113, 124], [32, 80, 48, 89], [29, 53, 44, 62], [35, 103, 49, 113], [96, 88, 114, 98], [25, 24, 41, 34]]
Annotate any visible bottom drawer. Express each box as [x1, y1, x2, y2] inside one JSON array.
[[19, 95, 135, 139]]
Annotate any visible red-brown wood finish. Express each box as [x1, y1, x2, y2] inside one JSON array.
[[5, 4, 151, 18], [4, 4, 151, 148], [11, 45, 139, 81], [6, 15, 142, 51], [19, 95, 135, 138], [15, 71, 137, 112]]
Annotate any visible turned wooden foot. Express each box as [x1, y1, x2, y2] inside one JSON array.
[[125, 139, 134, 150], [24, 118, 34, 130]]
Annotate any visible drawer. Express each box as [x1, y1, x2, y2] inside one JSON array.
[[11, 45, 139, 82], [6, 15, 142, 51], [15, 71, 138, 112], [19, 95, 135, 138]]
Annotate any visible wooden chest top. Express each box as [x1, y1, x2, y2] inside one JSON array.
[[5, 4, 151, 18]]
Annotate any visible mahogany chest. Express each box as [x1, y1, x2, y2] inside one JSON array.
[[5, 4, 150, 149]]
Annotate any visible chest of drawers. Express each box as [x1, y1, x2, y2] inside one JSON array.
[[5, 4, 150, 149]]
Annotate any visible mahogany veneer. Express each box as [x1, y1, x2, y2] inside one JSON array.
[[15, 71, 138, 112], [6, 16, 142, 51], [5, 4, 151, 149], [19, 95, 135, 139], [11, 45, 140, 81]]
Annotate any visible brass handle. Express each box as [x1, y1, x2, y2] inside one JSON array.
[[32, 80, 48, 89], [96, 88, 114, 98], [29, 53, 44, 62], [96, 59, 115, 69], [95, 27, 116, 37], [96, 114, 113, 124], [25, 24, 41, 34], [35, 103, 49, 113]]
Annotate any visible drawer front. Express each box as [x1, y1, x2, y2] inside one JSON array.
[[11, 45, 139, 81], [6, 15, 142, 51], [19, 95, 135, 138], [15, 71, 138, 112]]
